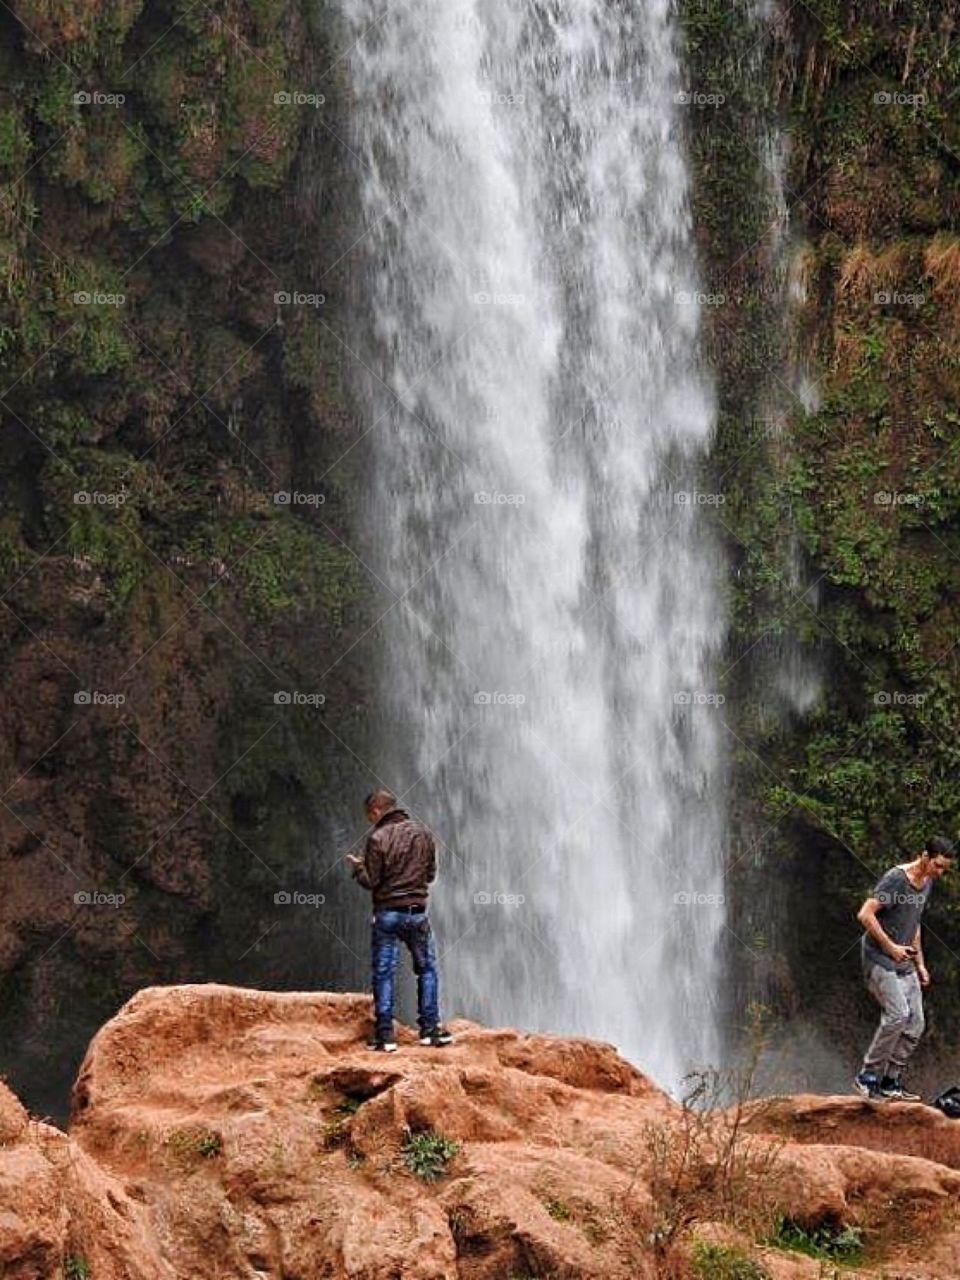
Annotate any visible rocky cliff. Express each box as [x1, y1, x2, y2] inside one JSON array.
[[3, 984, 960, 1279], [0, 0, 373, 1117]]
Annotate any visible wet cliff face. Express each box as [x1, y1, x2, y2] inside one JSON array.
[[4, 0, 960, 1115], [0, 0, 374, 1116], [682, 0, 960, 1076]]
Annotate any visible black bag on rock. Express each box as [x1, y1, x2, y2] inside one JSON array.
[[932, 1086, 960, 1118]]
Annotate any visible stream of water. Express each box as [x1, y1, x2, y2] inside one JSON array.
[[344, 0, 728, 1088]]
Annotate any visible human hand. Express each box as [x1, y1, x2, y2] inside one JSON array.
[[346, 853, 363, 867], [918, 963, 931, 987], [888, 943, 915, 965]]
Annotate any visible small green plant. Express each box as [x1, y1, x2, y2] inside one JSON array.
[[544, 1198, 572, 1222], [767, 1217, 863, 1261], [691, 1240, 770, 1280], [64, 1258, 92, 1280], [401, 1129, 459, 1181], [165, 1128, 222, 1164]]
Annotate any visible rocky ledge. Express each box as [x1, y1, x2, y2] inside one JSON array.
[[2, 985, 960, 1279]]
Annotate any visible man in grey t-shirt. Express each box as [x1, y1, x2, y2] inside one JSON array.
[[855, 835, 955, 1101]]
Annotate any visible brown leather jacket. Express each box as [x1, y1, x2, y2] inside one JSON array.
[[353, 807, 437, 909]]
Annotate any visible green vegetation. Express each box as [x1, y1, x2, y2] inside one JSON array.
[[0, 0, 374, 1111], [64, 1258, 92, 1280], [544, 1198, 572, 1222], [401, 1129, 460, 1182], [691, 1241, 770, 1280], [766, 1217, 864, 1263], [165, 1127, 222, 1164], [681, 0, 960, 1044]]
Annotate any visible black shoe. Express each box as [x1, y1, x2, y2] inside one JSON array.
[[880, 1075, 921, 1102], [366, 1038, 398, 1053], [418, 1026, 454, 1047], [853, 1071, 884, 1100]]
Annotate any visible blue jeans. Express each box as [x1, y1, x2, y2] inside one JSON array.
[[371, 909, 440, 1040]]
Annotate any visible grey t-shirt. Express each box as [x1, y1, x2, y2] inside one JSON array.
[[861, 866, 932, 974]]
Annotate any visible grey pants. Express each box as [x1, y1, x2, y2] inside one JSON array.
[[861, 963, 925, 1076]]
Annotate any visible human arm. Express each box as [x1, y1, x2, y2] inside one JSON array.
[[348, 832, 383, 891], [913, 925, 930, 986], [857, 895, 915, 965]]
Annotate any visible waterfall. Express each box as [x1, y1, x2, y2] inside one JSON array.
[[343, 0, 727, 1088]]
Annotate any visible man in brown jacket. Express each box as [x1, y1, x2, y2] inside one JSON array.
[[347, 788, 453, 1052]]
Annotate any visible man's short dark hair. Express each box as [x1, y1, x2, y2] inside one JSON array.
[[365, 788, 397, 813], [925, 835, 956, 859]]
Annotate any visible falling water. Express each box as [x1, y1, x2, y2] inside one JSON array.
[[343, 0, 727, 1088]]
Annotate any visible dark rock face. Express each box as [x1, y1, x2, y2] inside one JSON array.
[[0, 0, 375, 1116], [680, 0, 960, 1080]]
